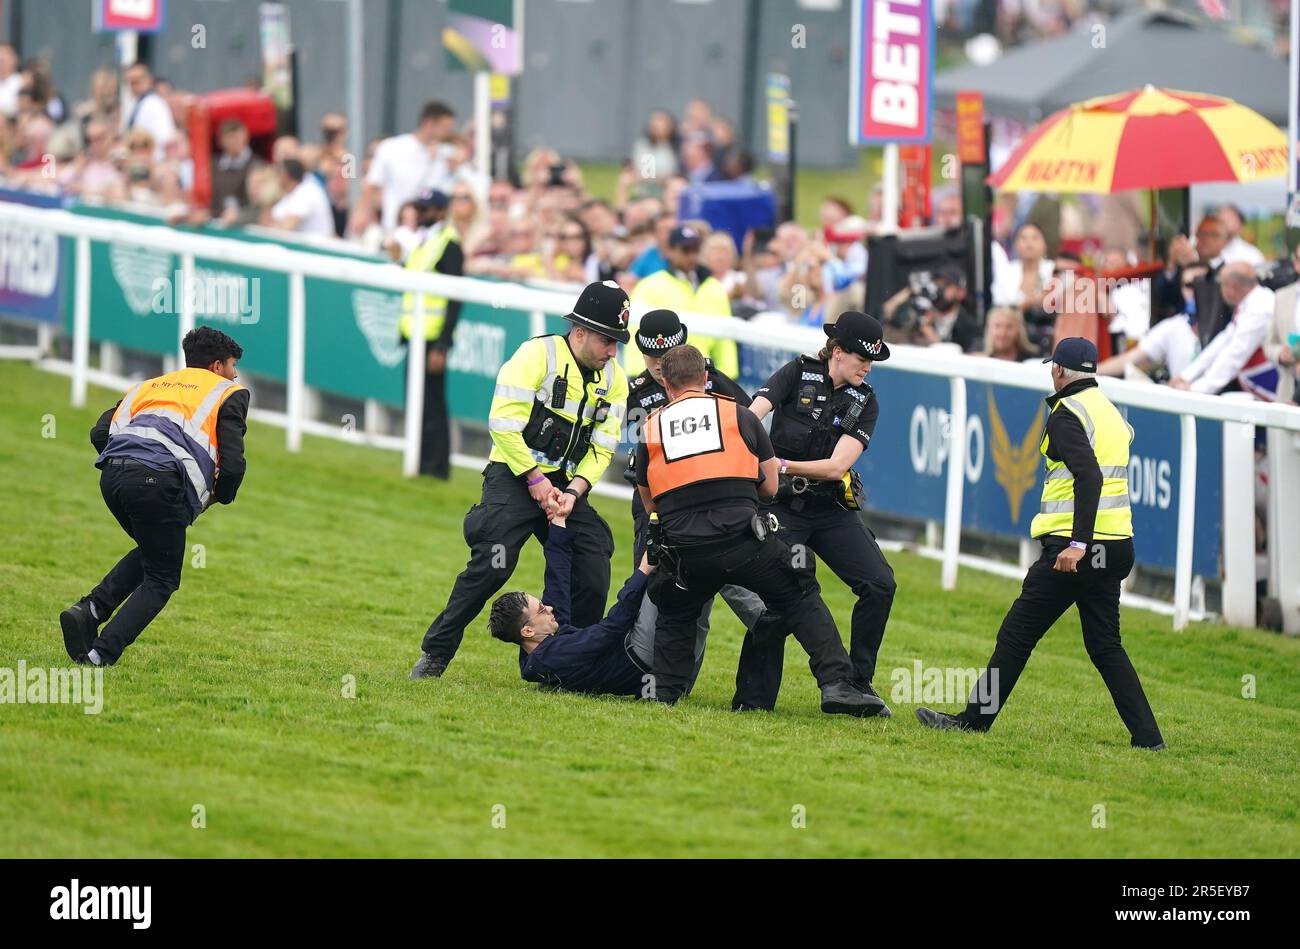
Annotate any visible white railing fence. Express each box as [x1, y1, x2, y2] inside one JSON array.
[[4, 203, 1299, 634]]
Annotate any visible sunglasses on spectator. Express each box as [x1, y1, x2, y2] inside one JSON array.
[[560, 231, 584, 240]]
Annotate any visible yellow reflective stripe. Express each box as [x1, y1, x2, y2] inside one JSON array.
[[494, 384, 537, 403], [1061, 396, 1096, 445], [1045, 465, 1129, 480], [1040, 495, 1131, 514]]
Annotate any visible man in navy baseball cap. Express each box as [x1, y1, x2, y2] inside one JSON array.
[[1043, 337, 1099, 373]]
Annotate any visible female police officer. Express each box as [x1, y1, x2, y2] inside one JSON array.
[[732, 311, 896, 715]]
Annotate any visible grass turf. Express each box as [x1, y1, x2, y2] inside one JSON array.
[[1, 360, 1297, 857]]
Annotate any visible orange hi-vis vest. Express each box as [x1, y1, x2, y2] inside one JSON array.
[[645, 392, 760, 515], [100, 367, 245, 515]]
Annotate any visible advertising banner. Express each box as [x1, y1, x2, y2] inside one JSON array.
[[0, 188, 67, 325], [849, 0, 935, 146]]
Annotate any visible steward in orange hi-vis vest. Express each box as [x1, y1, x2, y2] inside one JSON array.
[[100, 367, 246, 520], [62, 326, 249, 669], [645, 392, 760, 520]]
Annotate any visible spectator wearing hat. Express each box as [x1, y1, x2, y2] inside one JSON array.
[[621, 309, 766, 694], [399, 190, 464, 479], [630, 224, 737, 378], [918, 337, 1166, 751], [733, 312, 897, 714], [410, 281, 630, 680]]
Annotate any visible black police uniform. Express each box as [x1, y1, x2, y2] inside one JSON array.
[[733, 314, 897, 711], [635, 390, 870, 711]]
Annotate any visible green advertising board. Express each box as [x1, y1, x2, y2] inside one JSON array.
[[61, 203, 556, 419]]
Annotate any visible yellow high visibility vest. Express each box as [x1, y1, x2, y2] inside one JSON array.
[[627, 269, 737, 378], [1030, 384, 1134, 540], [106, 367, 245, 510], [399, 222, 460, 340], [488, 333, 629, 485]]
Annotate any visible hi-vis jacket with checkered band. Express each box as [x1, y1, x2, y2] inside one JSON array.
[[1030, 384, 1134, 541], [487, 334, 629, 485], [100, 368, 245, 520]]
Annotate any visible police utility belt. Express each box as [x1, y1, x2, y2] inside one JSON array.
[[647, 510, 781, 592], [522, 371, 611, 474]]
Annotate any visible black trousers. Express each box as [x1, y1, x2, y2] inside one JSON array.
[[732, 497, 896, 709], [420, 367, 450, 479], [421, 462, 614, 663], [957, 537, 1164, 747], [650, 530, 852, 704], [88, 460, 190, 662]]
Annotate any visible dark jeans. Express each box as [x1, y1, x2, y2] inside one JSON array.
[[420, 368, 450, 479], [649, 530, 852, 705], [88, 460, 190, 662], [421, 463, 614, 664], [733, 498, 896, 709], [958, 537, 1164, 747]]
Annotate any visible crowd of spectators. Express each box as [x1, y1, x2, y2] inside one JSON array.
[[2, 44, 1297, 406]]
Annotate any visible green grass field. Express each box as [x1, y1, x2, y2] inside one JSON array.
[[2, 360, 1298, 858]]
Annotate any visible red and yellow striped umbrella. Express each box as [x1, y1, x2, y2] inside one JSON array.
[[988, 86, 1288, 193]]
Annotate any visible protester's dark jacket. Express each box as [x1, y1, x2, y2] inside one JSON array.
[[519, 525, 648, 696]]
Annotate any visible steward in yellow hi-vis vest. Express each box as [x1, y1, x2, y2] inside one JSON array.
[[399, 191, 464, 479], [61, 327, 250, 669], [628, 225, 737, 379], [410, 281, 631, 680], [916, 338, 1165, 751]]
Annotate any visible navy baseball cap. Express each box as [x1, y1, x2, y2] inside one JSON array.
[[668, 225, 702, 249], [1044, 337, 1098, 372], [413, 189, 449, 212]]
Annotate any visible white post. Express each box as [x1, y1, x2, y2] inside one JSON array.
[[1267, 426, 1300, 635], [36, 322, 54, 356], [474, 70, 492, 198], [403, 295, 428, 477], [286, 271, 306, 453], [879, 143, 900, 235], [1172, 414, 1198, 632], [72, 236, 91, 408], [99, 342, 122, 377], [941, 377, 967, 590], [346, 0, 365, 209], [1220, 395, 1257, 628], [178, 251, 196, 366]]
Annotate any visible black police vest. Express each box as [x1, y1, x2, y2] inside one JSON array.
[[769, 356, 874, 462]]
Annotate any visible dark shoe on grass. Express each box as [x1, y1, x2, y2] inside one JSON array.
[[820, 679, 886, 717], [60, 599, 97, 663], [915, 707, 970, 731], [410, 653, 447, 680]]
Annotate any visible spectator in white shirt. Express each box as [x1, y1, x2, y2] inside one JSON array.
[[266, 158, 335, 238], [1171, 262, 1275, 395], [351, 100, 457, 236], [991, 222, 1055, 310], [123, 62, 176, 161], [1097, 313, 1201, 382], [0, 44, 22, 118], [1217, 204, 1266, 268]]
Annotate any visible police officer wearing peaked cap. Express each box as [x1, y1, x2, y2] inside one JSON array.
[[623, 309, 767, 694], [733, 311, 897, 715], [410, 281, 630, 679], [917, 338, 1166, 749]]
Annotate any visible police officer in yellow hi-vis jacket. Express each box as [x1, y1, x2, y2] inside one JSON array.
[[628, 225, 737, 379], [411, 281, 631, 679], [917, 338, 1166, 750], [61, 327, 249, 667], [400, 189, 463, 479]]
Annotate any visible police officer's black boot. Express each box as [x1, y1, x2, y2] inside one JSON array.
[[820, 679, 886, 717], [59, 598, 100, 663], [915, 707, 970, 731], [410, 653, 448, 680], [853, 679, 893, 718]]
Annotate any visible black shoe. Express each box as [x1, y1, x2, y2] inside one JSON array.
[[732, 702, 771, 713], [410, 653, 448, 680], [60, 599, 98, 663], [853, 679, 893, 718], [820, 679, 887, 717], [915, 706, 969, 731], [1133, 740, 1167, 751]]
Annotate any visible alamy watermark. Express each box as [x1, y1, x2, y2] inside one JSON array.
[[151, 269, 261, 324], [889, 660, 1000, 714], [1, 661, 103, 714]]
